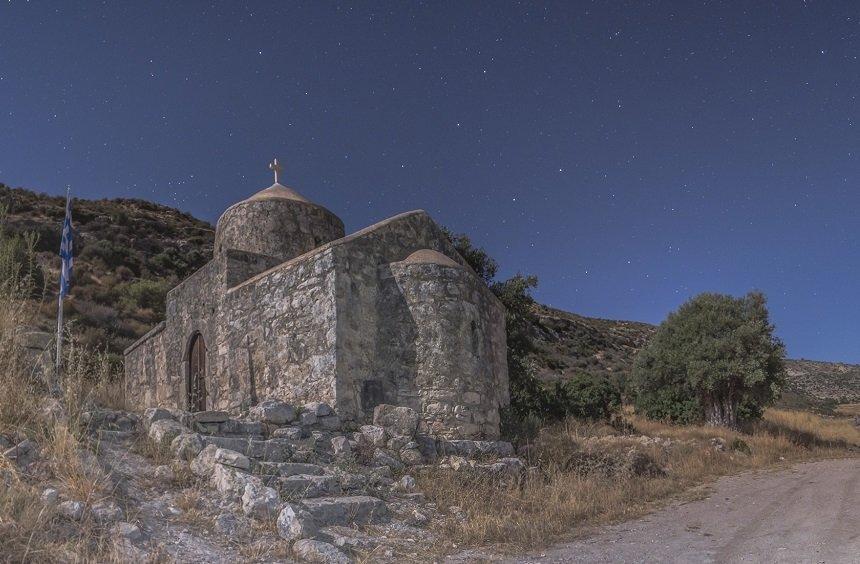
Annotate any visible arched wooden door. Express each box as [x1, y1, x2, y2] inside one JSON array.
[[188, 334, 206, 412]]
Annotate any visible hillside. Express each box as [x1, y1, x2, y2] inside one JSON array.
[[2, 183, 858, 404], [0, 183, 214, 360], [528, 306, 860, 406]]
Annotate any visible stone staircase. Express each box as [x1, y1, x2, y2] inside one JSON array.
[[86, 400, 520, 561]]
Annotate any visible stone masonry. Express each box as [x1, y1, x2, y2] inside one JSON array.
[[125, 171, 508, 439]]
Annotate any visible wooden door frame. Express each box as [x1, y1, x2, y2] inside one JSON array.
[[185, 332, 206, 412]]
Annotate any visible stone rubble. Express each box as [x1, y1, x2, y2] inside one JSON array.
[[53, 400, 528, 563]]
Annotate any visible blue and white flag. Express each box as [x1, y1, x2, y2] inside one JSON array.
[[59, 193, 73, 298]]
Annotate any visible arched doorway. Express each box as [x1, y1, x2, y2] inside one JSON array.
[[188, 333, 206, 412]]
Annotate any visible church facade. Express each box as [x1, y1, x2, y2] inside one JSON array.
[[124, 165, 509, 439]]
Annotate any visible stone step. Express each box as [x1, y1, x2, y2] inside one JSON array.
[[193, 418, 264, 439], [276, 495, 392, 542], [278, 474, 341, 499], [256, 462, 325, 477], [202, 436, 294, 462], [300, 495, 390, 527]]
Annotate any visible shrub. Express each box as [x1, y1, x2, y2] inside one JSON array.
[[116, 278, 171, 314], [547, 373, 621, 421], [631, 291, 785, 427]]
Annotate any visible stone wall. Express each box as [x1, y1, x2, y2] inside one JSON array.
[[328, 211, 471, 422], [216, 247, 339, 410], [124, 322, 168, 409], [385, 260, 508, 439], [215, 198, 344, 263]]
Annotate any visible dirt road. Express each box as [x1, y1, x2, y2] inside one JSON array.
[[512, 458, 859, 564]]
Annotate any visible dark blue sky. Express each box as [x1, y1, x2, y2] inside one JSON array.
[[1, 2, 858, 362]]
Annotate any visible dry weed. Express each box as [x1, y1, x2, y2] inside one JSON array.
[[418, 407, 859, 552]]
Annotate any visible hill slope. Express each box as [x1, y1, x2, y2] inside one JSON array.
[[529, 305, 860, 405], [0, 183, 214, 359], [2, 183, 857, 404]]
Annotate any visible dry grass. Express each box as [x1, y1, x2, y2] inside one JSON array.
[[417, 407, 859, 553], [835, 402, 860, 417]]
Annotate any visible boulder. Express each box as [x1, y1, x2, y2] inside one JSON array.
[[211, 464, 261, 501], [272, 426, 304, 440], [359, 425, 387, 447], [371, 448, 403, 471], [40, 487, 59, 505], [331, 436, 351, 456], [277, 503, 320, 541], [213, 513, 243, 536], [250, 399, 297, 425], [299, 411, 318, 427], [111, 522, 143, 543], [153, 465, 175, 483], [241, 483, 280, 520], [302, 402, 333, 417], [143, 407, 174, 430], [292, 539, 350, 564], [372, 404, 420, 438], [317, 415, 341, 431], [171, 433, 204, 461], [58, 500, 85, 521], [270, 462, 325, 477], [400, 447, 423, 466], [214, 448, 251, 470], [91, 500, 124, 523], [148, 419, 189, 446], [3, 438, 39, 467], [190, 444, 219, 477]]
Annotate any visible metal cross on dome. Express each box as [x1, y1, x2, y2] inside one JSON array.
[[269, 158, 282, 184]]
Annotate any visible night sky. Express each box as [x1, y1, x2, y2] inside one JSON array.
[[1, 3, 858, 362]]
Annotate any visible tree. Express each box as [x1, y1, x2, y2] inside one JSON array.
[[631, 291, 785, 428]]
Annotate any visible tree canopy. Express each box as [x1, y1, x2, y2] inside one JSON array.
[[631, 291, 785, 427]]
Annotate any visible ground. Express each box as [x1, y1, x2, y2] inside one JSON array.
[[505, 458, 859, 563]]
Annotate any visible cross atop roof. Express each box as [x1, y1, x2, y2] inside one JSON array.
[[268, 158, 282, 184]]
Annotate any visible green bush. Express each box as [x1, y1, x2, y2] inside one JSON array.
[[547, 373, 621, 420], [631, 291, 785, 427], [116, 279, 171, 313]]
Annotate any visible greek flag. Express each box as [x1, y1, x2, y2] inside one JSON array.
[[59, 193, 73, 298]]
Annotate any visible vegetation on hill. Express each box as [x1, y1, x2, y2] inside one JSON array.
[[0, 183, 214, 362]]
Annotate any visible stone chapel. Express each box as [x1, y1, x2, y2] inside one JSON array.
[[124, 161, 509, 439]]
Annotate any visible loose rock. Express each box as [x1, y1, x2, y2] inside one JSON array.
[[171, 433, 204, 461], [250, 399, 297, 425], [58, 500, 85, 521], [241, 482, 280, 519], [373, 404, 420, 438], [292, 539, 350, 564], [277, 503, 320, 541]]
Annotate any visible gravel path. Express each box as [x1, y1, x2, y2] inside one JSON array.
[[511, 458, 859, 564]]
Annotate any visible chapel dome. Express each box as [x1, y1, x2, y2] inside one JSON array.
[[400, 249, 462, 268], [243, 182, 314, 204], [215, 175, 345, 263]]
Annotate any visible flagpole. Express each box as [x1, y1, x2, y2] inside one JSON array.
[[55, 187, 70, 394]]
